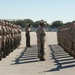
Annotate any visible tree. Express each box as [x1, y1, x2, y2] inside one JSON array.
[[11, 19, 33, 28], [11, 20, 24, 27], [23, 19, 33, 27], [33, 21, 40, 28], [64, 22, 71, 26], [51, 20, 63, 28]]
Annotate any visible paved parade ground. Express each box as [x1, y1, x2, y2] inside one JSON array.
[[0, 32, 75, 75]]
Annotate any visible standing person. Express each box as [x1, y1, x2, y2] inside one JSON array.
[[25, 23, 31, 47], [36, 20, 46, 61]]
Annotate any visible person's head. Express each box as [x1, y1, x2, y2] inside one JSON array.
[[39, 20, 45, 27]]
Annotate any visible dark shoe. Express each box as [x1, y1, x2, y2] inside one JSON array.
[[26, 46, 32, 47], [40, 58, 45, 61], [28, 46, 32, 47]]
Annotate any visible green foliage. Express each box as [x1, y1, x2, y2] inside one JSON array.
[[51, 20, 63, 28], [33, 21, 40, 28], [11, 19, 68, 28], [64, 22, 71, 26], [23, 19, 33, 27], [11, 19, 33, 28], [11, 19, 50, 28]]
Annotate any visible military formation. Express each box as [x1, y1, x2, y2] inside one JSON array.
[[0, 20, 21, 60], [57, 22, 75, 58]]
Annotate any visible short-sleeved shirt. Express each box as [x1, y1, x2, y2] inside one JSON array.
[[25, 27, 30, 35]]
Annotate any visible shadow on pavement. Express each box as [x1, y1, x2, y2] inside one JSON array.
[[11, 45, 39, 65], [45, 45, 75, 72]]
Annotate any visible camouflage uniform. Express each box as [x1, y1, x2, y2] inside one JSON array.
[[36, 21, 46, 61], [17, 25, 21, 45], [0, 20, 21, 61], [1, 21, 7, 58], [0, 21, 2, 60]]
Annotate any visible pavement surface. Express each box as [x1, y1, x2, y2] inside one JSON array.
[[0, 32, 75, 75]]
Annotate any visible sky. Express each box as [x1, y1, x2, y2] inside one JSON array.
[[0, 0, 75, 23]]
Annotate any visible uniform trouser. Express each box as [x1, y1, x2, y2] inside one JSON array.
[[38, 41, 44, 57], [26, 34, 30, 47], [40, 43, 44, 54]]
